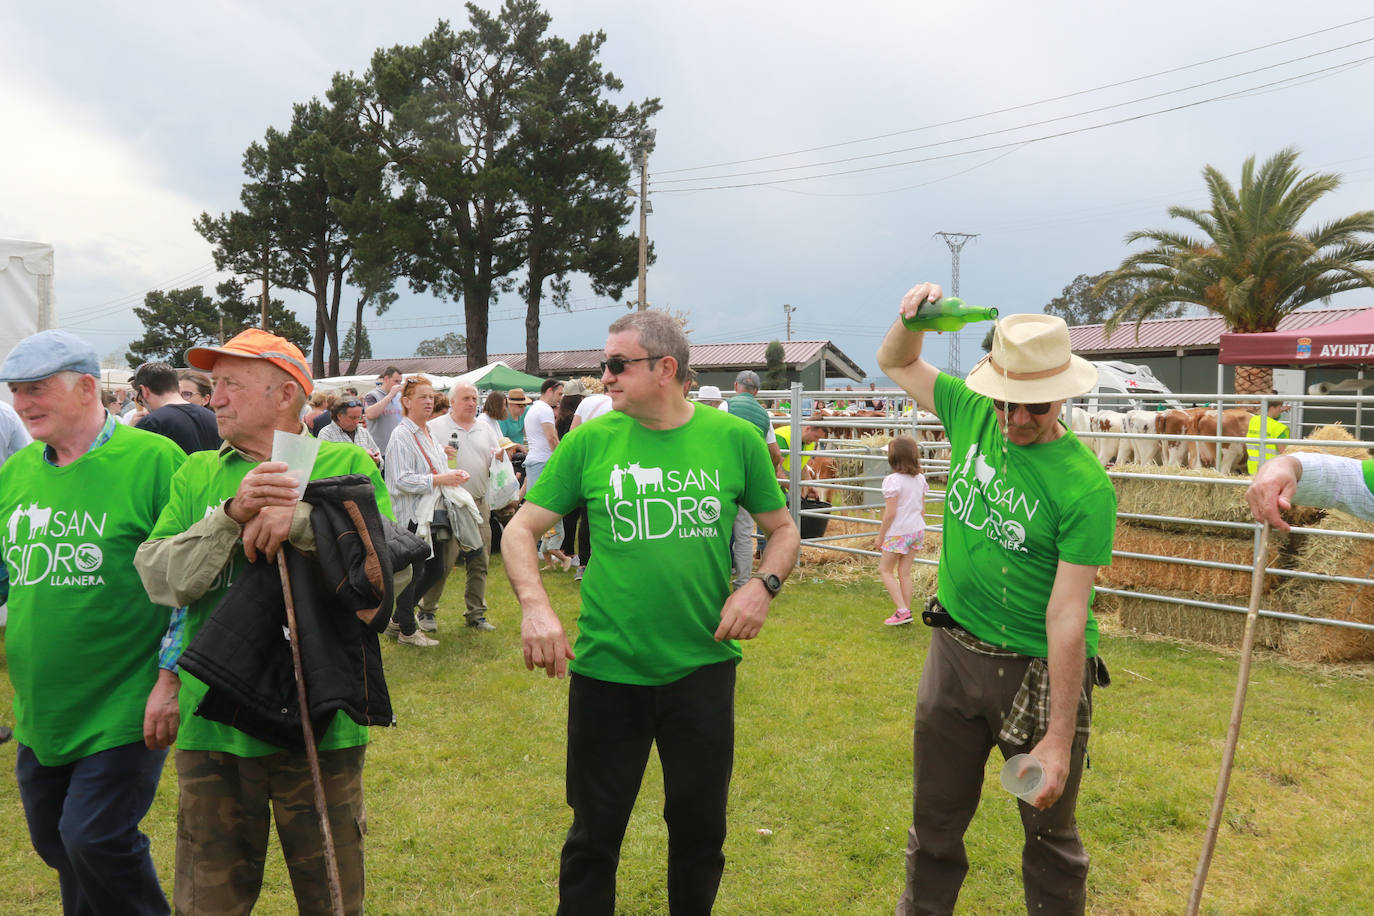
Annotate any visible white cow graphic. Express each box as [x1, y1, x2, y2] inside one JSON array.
[[26, 505, 52, 538], [6, 504, 52, 542], [626, 463, 664, 493]]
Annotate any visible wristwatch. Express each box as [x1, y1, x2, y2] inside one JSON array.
[[751, 572, 782, 597]]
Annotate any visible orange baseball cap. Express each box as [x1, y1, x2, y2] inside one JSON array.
[[185, 328, 314, 396]]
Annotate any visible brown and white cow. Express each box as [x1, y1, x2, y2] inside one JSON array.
[[1087, 410, 1129, 467], [1189, 408, 1254, 475], [1124, 409, 1161, 465], [1155, 409, 1192, 467]]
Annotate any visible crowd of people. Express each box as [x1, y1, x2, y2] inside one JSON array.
[[3, 293, 1369, 915]]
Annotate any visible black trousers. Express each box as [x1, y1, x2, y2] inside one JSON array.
[[392, 532, 448, 635], [559, 660, 737, 916]]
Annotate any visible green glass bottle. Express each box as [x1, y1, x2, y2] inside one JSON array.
[[900, 297, 998, 332]]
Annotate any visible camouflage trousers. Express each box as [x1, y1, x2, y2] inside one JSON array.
[[174, 745, 366, 915]]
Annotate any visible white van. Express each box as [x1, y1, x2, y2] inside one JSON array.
[[1079, 360, 1183, 413]]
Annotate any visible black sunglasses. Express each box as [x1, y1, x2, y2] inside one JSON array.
[[600, 355, 663, 375], [992, 399, 1053, 416], [337, 399, 363, 410]]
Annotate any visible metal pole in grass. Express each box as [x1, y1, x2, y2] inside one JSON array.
[[1185, 520, 1271, 916], [278, 552, 347, 916]]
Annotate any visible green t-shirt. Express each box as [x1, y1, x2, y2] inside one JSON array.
[[726, 392, 770, 437], [526, 403, 785, 685], [499, 414, 526, 446], [147, 441, 393, 756], [1, 425, 186, 766], [933, 374, 1116, 658]]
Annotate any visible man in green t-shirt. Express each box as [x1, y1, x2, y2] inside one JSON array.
[[1, 329, 185, 916], [878, 284, 1116, 915], [504, 311, 799, 913], [133, 328, 391, 915]]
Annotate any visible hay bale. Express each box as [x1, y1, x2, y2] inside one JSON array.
[[1272, 509, 1374, 662], [1106, 587, 1289, 650], [1111, 463, 1252, 535], [1110, 463, 1320, 536], [1289, 423, 1371, 461], [1102, 527, 1280, 597]]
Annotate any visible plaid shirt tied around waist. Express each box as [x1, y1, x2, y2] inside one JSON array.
[[932, 598, 1093, 748]]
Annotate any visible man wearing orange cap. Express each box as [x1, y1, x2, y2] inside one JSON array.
[[134, 328, 392, 914]]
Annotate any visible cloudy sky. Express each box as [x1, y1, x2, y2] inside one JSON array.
[[4, 0, 1373, 382]]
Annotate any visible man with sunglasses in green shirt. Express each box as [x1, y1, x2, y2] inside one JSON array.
[[505, 310, 799, 914], [878, 282, 1116, 916]]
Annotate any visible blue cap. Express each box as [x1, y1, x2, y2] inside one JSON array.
[[0, 330, 102, 383]]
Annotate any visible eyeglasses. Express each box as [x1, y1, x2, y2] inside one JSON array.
[[337, 399, 363, 410], [600, 355, 663, 375], [992, 400, 1053, 416]]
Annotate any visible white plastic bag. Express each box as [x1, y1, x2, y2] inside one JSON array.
[[489, 453, 519, 510]]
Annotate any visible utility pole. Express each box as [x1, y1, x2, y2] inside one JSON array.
[[934, 231, 977, 374], [783, 303, 796, 340], [635, 129, 656, 311]]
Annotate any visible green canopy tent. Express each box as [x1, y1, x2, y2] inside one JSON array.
[[455, 361, 545, 392]]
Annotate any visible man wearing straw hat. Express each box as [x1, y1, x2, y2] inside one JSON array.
[[877, 282, 1116, 916], [133, 328, 391, 914]]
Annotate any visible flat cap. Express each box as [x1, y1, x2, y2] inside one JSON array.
[[0, 329, 101, 383]]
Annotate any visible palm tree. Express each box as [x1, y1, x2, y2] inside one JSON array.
[[1097, 148, 1374, 393]]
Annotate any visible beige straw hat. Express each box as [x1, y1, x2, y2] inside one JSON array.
[[964, 314, 1099, 403]]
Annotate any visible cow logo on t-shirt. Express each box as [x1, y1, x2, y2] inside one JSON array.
[[604, 463, 724, 542], [946, 443, 1039, 554], [3, 502, 108, 586]]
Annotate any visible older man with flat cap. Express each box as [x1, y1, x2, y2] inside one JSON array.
[[0, 329, 186, 915], [133, 328, 392, 915], [877, 283, 1116, 916]]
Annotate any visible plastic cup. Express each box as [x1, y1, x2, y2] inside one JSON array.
[[271, 429, 321, 499], [1000, 753, 1044, 803]]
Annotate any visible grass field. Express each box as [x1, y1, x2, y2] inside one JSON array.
[[2, 555, 1372, 915]]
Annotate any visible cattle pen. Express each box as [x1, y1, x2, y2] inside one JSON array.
[[737, 383, 1374, 660]]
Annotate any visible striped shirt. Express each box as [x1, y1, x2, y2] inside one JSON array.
[[383, 417, 449, 527]]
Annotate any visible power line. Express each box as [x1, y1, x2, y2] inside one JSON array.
[[63, 262, 220, 322], [366, 300, 629, 332], [655, 15, 1374, 176], [651, 53, 1374, 194], [654, 37, 1374, 187]]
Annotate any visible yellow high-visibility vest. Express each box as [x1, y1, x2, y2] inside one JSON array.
[[775, 429, 816, 473], [1245, 414, 1289, 474]]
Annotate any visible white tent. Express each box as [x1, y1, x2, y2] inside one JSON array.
[[0, 239, 56, 354], [0, 239, 56, 407]]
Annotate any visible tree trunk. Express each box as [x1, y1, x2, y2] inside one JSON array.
[[1234, 365, 1273, 396], [345, 296, 366, 375], [525, 243, 545, 375], [312, 289, 329, 378], [327, 269, 344, 377]]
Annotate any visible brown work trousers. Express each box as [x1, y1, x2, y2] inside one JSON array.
[[896, 628, 1094, 916], [174, 745, 366, 915], [418, 496, 491, 622]]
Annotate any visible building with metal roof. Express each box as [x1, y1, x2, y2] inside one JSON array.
[[1067, 307, 1370, 397], [351, 339, 866, 390]]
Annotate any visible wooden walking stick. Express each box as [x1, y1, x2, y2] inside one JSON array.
[[1185, 520, 1271, 916], [279, 552, 347, 916]]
